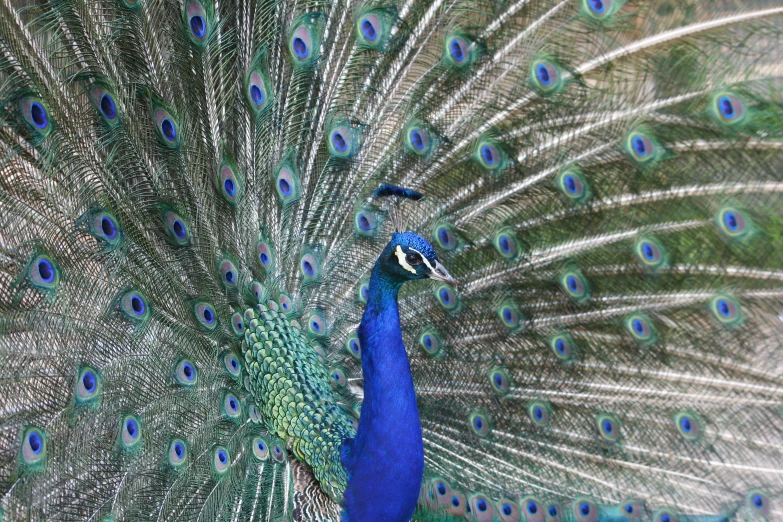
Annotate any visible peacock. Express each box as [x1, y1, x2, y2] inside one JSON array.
[[1, 0, 783, 519]]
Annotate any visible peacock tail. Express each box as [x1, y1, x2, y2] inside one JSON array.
[[1, 0, 783, 519]]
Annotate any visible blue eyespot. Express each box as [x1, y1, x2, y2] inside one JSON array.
[[528, 401, 551, 427], [597, 414, 620, 441], [257, 241, 273, 269], [469, 412, 491, 436], [87, 210, 122, 244], [489, 367, 510, 394], [481, 145, 494, 165], [450, 38, 466, 62], [308, 313, 326, 336], [331, 368, 346, 386], [246, 69, 271, 112], [346, 336, 361, 358], [153, 107, 180, 146], [452, 496, 460, 507], [293, 37, 308, 58], [301, 253, 319, 279], [477, 499, 487, 511], [714, 93, 744, 124], [77, 368, 99, 400], [583, 0, 617, 18], [20, 427, 47, 466], [561, 271, 588, 301], [626, 314, 655, 344], [224, 352, 241, 377], [746, 490, 769, 516], [119, 290, 149, 322], [633, 319, 643, 334], [405, 124, 434, 155], [498, 500, 520, 521], [654, 510, 678, 522], [499, 304, 520, 328], [168, 439, 187, 466], [186, 1, 209, 43], [219, 259, 239, 288], [628, 132, 655, 162], [359, 282, 369, 302], [37, 258, 54, 284], [420, 331, 442, 356], [193, 301, 216, 329], [100, 94, 117, 120], [411, 130, 424, 150], [216, 163, 242, 203], [587, 0, 605, 14], [436, 225, 455, 249], [639, 240, 662, 265], [190, 15, 206, 38], [712, 297, 741, 323], [620, 500, 643, 519], [20, 98, 51, 134], [724, 211, 738, 231], [30, 102, 47, 128], [632, 136, 646, 156], [355, 211, 378, 236], [574, 498, 598, 522], [100, 216, 117, 240], [536, 64, 551, 84], [436, 285, 458, 310], [564, 174, 578, 193], [162, 118, 176, 141], [557, 169, 590, 203], [548, 504, 558, 517], [224, 393, 240, 417], [250, 85, 264, 106], [175, 359, 198, 385], [719, 96, 734, 118], [361, 18, 377, 41], [120, 415, 142, 450], [213, 446, 230, 474], [163, 210, 189, 245], [332, 130, 347, 152], [477, 141, 503, 170], [28, 432, 42, 454], [251, 437, 270, 461], [271, 442, 286, 463], [675, 411, 700, 440]]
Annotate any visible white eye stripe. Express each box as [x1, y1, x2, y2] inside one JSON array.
[[395, 245, 417, 274], [409, 247, 436, 271]]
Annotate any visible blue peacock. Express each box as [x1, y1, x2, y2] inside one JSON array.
[[1, 0, 783, 520]]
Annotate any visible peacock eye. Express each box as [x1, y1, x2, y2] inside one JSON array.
[[406, 253, 422, 265]]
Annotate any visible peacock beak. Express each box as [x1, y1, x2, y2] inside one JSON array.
[[428, 260, 457, 288]]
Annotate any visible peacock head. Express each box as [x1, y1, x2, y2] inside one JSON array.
[[378, 232, 457, 287]]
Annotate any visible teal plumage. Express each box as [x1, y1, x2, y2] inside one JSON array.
[[1, 0, 783, 520]]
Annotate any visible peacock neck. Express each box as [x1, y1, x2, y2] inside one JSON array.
[[341, 262, 424, 522]]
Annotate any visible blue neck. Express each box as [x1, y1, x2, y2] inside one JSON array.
[[341, 264, 424, 522]]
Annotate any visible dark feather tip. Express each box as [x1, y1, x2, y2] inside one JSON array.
[[373, 184, 423, 201]]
